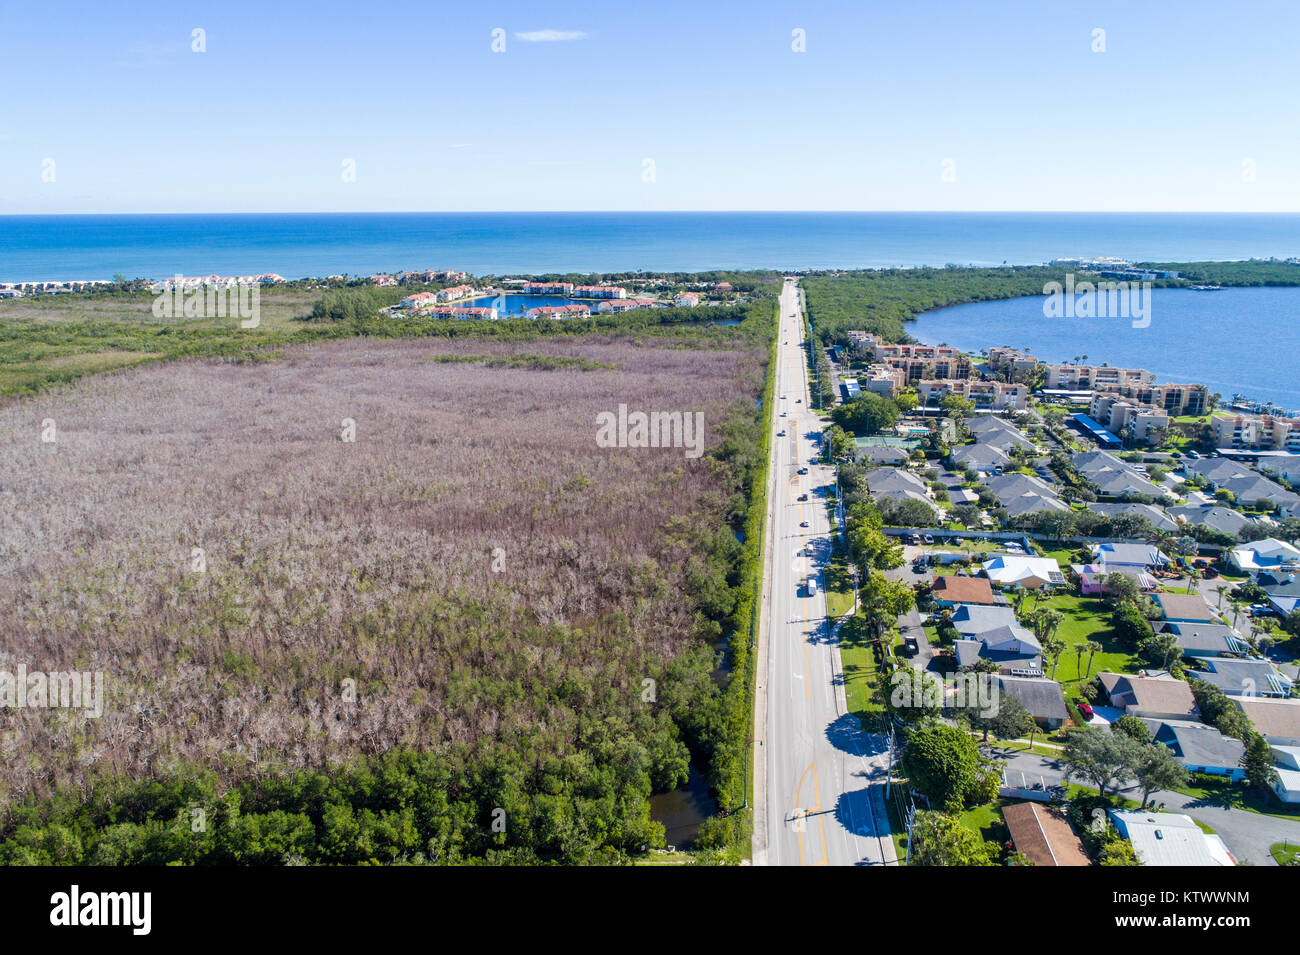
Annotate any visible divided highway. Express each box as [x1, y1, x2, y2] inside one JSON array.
[[753, 278, 897, 866]]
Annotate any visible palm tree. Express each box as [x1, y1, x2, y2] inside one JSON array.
[[1084, 640, 1102, 677], [1214, 584, 1229, 610], [1044, 636, 1067, 680], [1073, 643, 1085, 680]]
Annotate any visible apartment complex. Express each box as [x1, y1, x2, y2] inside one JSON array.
[[860, 363, 907, 397], [525, 304, 591, 319], [986, 347, 1039, 376], [674, 292, 700, 307], [919, 379, 1028, 411], [571, 285, 628, 299], [1211, 414, 1300, 452], [522, 282, 575, 295], [1044, 364, 1207, 415], [425, 306, 498, 320], [435, 284, 476, 303], [1043, 364, 1153, 391], [1089, 394, 1171, 443], [848, 333, 971, 381]]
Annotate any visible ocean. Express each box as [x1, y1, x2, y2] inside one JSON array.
[[4, 212, 1300, 281], [912, 286, 1300, 409]]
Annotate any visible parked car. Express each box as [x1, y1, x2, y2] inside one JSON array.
[[921, 534, 935, 545], [1204, 567, 1220, 579], [1078, 702, 1095, 720]]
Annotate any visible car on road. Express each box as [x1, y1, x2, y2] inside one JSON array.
[[1078, 702, 1095, 720], [797, 467, 808, 475], [777, 429, 786, 437], [798, 493, 808, 501], [780, 411, 787, 417], [795, 398, 802, 403], [807, 578, 818, 596], [800, 520, 810, 528]]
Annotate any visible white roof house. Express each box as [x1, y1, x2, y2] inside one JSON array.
[[1229, 538, 1300, 574], [1108, 810, 1235, 866], [981, 555, 1066, 589]]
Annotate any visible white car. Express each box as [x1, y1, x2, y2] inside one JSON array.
[[807, 578, 818, 596]]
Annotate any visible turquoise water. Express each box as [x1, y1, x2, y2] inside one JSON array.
[[4, 212, 1300, 280], [912, 286, 1300, 408]]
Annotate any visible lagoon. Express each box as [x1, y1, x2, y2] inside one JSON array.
[[911, 286, 1300, 410]]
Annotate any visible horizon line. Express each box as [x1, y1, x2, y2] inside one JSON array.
[[5, 209, 1300, 218]]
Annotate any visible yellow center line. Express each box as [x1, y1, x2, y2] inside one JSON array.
[[794, 760, 828, 866]]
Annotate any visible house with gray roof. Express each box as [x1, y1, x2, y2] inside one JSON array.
[[1091, 541, 1170, 569], [1188, 657, 1295, 698], [1167, 503, 1257, 539], [1087, 501, 1177, 531], [985, 473, 1068, 517], [1140, 719, 1247, 780], [950, 603, 1018, 637], [1154, 622, 1249, 658], [866, 468, 934, 512], [995, 675, 1069, 729], [948, 442, 1011, 474], [954, 623, 1043, 675]]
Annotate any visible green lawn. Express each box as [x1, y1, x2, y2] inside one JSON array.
[[839, 615, 894, 731], [1271, 842, 1300, 866], [1172, 776, 1300, 822], [1019, 592, 1140, 685], [956, 797, 1011, 849], [824, 535, 856, 623]]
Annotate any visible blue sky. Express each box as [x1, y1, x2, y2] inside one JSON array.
[[3, 0, 1298, 213]]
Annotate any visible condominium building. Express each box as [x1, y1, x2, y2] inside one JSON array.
[[425, 306, 498, 320], [571, 285, 628, 299], [857, 364, 904, 397], [919, 378, 1028, 411], [522, 282, 574, 295], [674, 292, 700, 307], [435, 284, 476, 302], [1211, 415, 1300, 452], [1043, 364, 1154, 391], [1089, 394, 1170, 443], [986, 347, 1039, 375], [525, 304, 591, 319]]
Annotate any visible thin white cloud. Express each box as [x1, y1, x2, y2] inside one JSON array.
[[514, 29, 588, 42]]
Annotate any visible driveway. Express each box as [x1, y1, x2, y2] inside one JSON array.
[[989, 750, 1300, 865]]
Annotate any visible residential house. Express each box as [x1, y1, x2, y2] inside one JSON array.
[[1108, 811, 1234, 866], [1166, 503, 1257, 539], [954, 625, 1043, 675], [1091, 542, 1170, 570], [996, 675, 1069, 728], [1141, 719, 1246, 780], [984, 473, 1068, 517], [1097, 672, 1199, 720], [1228, 538, 1300, 575], [1258, 571, 1300, 618], [866, 468, 935, 515], [1152, 592, 1218, 624], [1188, 657, 1295, 698], [948, 442, 1012, 475], [981, 555, 1066, 589], [1001, 802, 1090, 866], [1233, 697, 1300, 746], [1268, 745, 1300, 804], [931, 576, 996, 607], [1072, 563, 1158, 597], [1087, 501, 1177, 531], [1153, 622, 1249, 658]]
